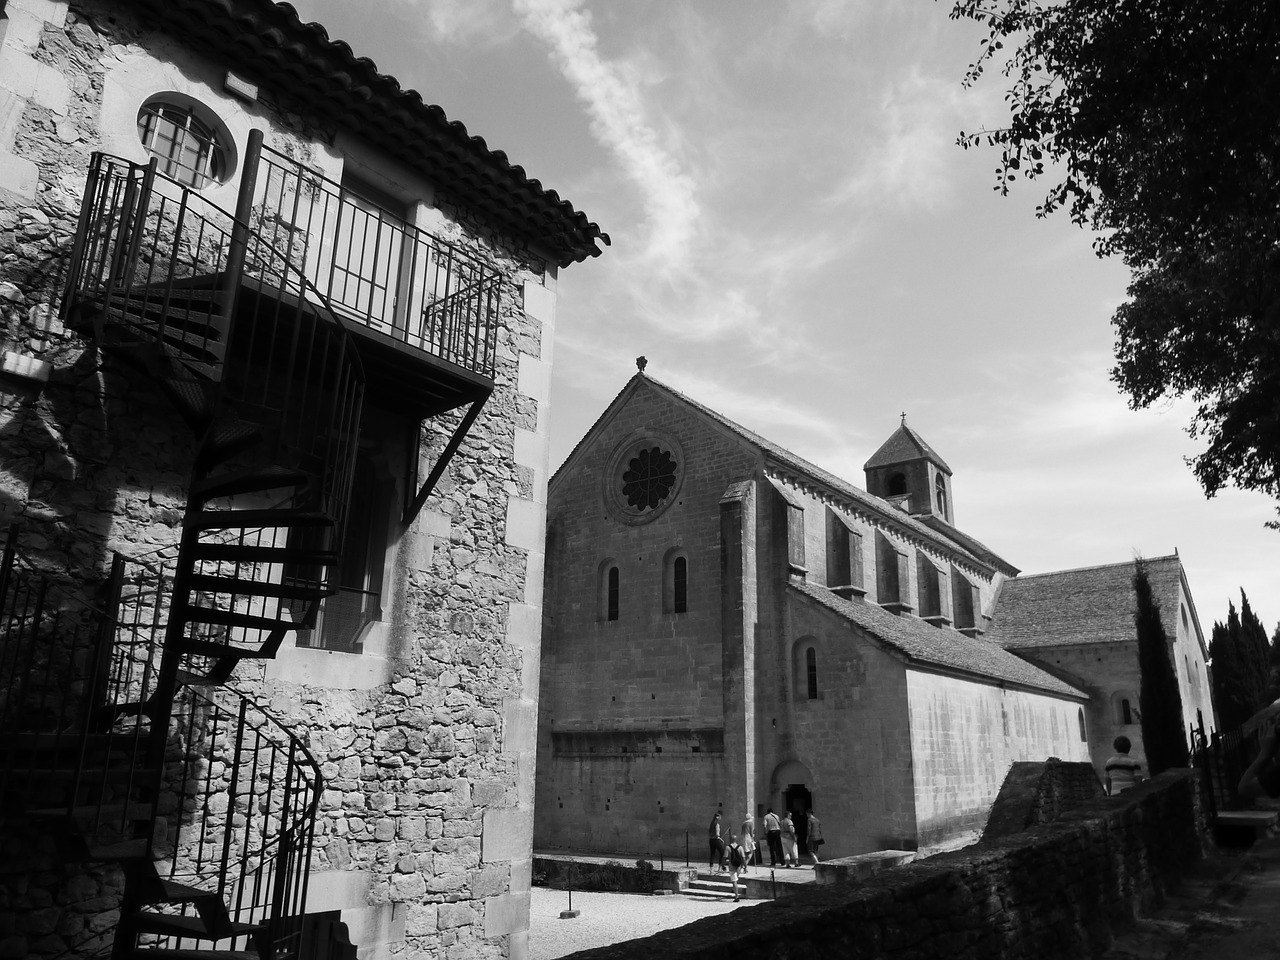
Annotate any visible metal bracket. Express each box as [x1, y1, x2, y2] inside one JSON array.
[[403, 393, 490, 526]]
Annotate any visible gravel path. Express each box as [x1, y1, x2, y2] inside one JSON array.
[[528, 887, 765, 960]]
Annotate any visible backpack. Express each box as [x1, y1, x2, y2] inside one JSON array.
[[728, 843, 745, 869]]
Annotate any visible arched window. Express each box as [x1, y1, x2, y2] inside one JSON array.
[[934, 473, 948, 516], [673, 557, 687, 613], [1078, 708, 1087, 742], [887, 473, 907, 496], [599, 561, 620, 622], [806, 648, 818, 700], [137, 96, 231, 188], [662, 548, 689, 615], [1121, 698, 1132, 725]]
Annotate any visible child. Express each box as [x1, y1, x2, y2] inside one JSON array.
[[1104, 735, 1144, 795], [725, 835, 747, 901]]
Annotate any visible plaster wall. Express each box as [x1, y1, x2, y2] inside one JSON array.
[[905, 671, 1090, 849]]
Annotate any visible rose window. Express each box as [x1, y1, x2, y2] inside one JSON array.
[[621, 447, 678, 511]]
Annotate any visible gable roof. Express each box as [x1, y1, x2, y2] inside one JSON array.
[[864, 422, 952, 474], [552, 373, 1017, 576], [987, 555, 1190, 651], [790, 581, 1086, 699], [128, 0, 607, 267]]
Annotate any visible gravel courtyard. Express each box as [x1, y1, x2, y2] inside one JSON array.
[[528, 887, 764, 959]]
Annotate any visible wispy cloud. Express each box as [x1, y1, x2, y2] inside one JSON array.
[[513, 0, 701, 269]]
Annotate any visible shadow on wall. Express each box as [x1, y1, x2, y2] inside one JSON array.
[[557, 769, 1207, 960]]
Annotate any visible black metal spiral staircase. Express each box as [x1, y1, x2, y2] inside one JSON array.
[[0, 132, 366, 960]]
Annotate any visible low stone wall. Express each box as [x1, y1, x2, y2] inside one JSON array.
[[559, 769, 1207, 960], [534, 855, 692, 895], [983, 759, 1106, 842], [815, 849, 915, 885]]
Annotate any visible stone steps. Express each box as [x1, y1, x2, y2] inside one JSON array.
[[683, 872, 738, 900]]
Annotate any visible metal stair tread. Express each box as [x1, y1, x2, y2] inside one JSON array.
[[132, 911, 263, 940], [187, 542, 338, 565], [185, 508, 333, 530], [188, 573, 331, 601], [131, 951, 259, 960], [190, 466, 311, 501], [183, 605, 315, 632], [173, 636, 269, 660], [83, 838, 150, 861]]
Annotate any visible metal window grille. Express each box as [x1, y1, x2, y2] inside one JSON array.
[[136, 102, 223, 188]]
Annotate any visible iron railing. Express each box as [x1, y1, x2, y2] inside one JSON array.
[[149, 685, 321, 960], [0, 524, 166, 843], [0, 524, 323, 960], [253, 143, 501, 377], [1190, 715, 1258, 816], [63, 147, 365, 553]]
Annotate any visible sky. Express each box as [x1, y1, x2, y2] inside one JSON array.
[[289, 0, 1280, 637]]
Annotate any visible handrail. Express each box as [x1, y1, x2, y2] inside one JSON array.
[[0, 524, 323, 960], [158, 683, 321, 960], [254, 142, 501, 378], [63, 150, 366, 544]]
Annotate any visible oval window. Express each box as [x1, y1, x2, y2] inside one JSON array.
[[136, 95, 234, 189]]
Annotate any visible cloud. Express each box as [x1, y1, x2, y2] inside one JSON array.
[[828, 67, 969, 213], [513, 0, 701, 268]]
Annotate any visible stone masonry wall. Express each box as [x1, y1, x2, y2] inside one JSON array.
[[0, 2, 562, 958], [537, 377, 763, 857], [558, 768, 1209, 960]]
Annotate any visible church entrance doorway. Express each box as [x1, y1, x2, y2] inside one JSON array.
[[784, 783, 812, 854]]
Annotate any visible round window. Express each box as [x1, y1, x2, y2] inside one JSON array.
[[602, 431, 685, 524], [136, 95, 234, 189]]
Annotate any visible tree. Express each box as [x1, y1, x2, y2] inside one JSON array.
[[1133, 560, 1188, 773], [1209, 594, 1274, 729], [949, 0, 1280, 521]]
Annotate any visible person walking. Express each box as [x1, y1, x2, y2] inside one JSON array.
[[739, 812, 756, 874], [708, 812, 726, 872], [725, 834, 747, 901], [764, 807, 783, 866], [805, 809, 824, 865], [779, 810, 798, 867]]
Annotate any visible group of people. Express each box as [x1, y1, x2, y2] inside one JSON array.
[[707, 808, 823, 901]]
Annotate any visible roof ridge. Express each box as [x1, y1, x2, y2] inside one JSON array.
[[1014, 555, 1180, 581]]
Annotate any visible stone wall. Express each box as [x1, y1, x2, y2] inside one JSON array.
[[0, 1, 561, 958], [983, 760, 1106, 843], [556, 769, 1208, 960]]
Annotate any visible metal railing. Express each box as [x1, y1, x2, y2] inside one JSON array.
[[150, 685, 321, 960], [253, 143, 501, 377], [0, 524, 323, 960], [63, 147, 365, 552], [1190, 716, 1258, 816], [0, 524, 166, 842]]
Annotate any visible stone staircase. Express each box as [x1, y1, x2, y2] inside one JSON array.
[[682, 871, 739, 901]]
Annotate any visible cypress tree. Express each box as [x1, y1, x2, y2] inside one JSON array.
[[1134, 559, 1189, 773], [1210, 604, 1251, 729]]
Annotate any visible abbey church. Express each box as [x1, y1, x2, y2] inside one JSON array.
[[534, 372, 1216, 858]]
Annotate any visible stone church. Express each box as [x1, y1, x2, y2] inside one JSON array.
[[536, 372, 1101, 859]]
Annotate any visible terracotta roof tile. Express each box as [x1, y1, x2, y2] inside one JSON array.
[[126, 0, 608, 266]]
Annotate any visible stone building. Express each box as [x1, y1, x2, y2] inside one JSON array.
[[0, 1, 603, 958], [986, 556, 1217, 780], [535, 373, 1093, 860]]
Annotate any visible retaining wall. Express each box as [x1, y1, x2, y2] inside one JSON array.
[[558, 768, 1207, 960]]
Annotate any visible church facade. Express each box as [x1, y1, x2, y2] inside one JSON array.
[[535, 373, 1094, 859], [987, 556, 1216, 778]]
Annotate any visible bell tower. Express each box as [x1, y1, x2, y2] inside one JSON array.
[[863, 416, 955, 525]]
